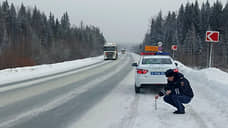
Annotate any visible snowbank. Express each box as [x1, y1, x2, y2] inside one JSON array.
[[175, 60, 228, 85], [174, 61, 228, 128], [0, 55, 104, 85]]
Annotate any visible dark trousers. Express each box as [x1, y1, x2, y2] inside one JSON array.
[[164, 94, 192, 112]]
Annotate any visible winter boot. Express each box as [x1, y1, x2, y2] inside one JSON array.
[[173, 110, 185, 114]]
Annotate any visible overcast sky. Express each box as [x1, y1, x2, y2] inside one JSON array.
[[4, 0, 228, 44]]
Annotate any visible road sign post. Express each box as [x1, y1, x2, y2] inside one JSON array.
[[158, 42, 163, 52], [158, 42, 163, 47], [173, 50, 175, 58], [209, 43, 213, 67], [171, 45, 177, 58], [206, 31, 219, 67], [155, 98, 157, 110]]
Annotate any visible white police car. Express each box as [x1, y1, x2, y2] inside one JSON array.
[[132, 52, 178, 93]]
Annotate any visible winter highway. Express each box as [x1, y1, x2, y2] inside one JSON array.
[[0, 53, 227, 128]]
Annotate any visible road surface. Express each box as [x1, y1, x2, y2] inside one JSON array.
[[0, 53, 227, 128]]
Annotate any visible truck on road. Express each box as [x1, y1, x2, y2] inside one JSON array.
[[104, 43, 118, 60], [121, 48, 126, 54]]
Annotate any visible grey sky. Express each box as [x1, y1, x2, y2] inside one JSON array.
[[4, 0, 228, 44]]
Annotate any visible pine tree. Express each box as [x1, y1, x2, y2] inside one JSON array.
[[210, 0, 223, 31], [155, 11, 164, 42], [9, 4, 17, 45], [177, 4, 185, 44]]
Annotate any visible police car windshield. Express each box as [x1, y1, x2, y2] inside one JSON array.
[[142, 58, 172, 65]]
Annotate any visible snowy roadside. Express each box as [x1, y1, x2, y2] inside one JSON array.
[[175, 61, 228, 128], [175, 60, 228, 86], [0, 55, 104, 85], [122, 58, 228, 128], [70, 55, 228, 128]]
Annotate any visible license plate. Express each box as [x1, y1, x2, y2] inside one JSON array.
[[151, 72, 165, 75]]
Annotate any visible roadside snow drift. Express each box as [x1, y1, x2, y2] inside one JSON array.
[[0, 55, 104, 85], [175, 61, 228, 128]]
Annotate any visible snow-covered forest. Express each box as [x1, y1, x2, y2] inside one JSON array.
[[0, 0, 105, 70], [143, 0, 228, 69]]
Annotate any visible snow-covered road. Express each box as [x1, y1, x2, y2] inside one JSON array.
[[69, 53, 228, 128], [0, 53, 228, 128]]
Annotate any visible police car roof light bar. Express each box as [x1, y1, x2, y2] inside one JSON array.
[[140, 52, 156, 55], [140, 52, 170, 56]]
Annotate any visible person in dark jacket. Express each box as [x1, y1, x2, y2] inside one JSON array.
[[155, 69, 194, 114]]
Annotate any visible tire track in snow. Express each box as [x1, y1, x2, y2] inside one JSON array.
[[118, 95, 140, 128], [188, 106, 208, 128], [190, 81, 228, 128]]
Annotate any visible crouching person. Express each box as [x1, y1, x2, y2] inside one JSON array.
[[155, 69, 194, 114]]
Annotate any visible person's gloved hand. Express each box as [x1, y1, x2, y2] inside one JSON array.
[[155, 95, 159, 99], [166, 90, 172, 95]]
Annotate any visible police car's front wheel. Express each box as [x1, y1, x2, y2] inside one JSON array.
[[135, 84, 140, 94]]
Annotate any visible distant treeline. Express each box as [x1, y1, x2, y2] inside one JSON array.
[[0, 0, 105, 69], [143, 0, 228, 68]]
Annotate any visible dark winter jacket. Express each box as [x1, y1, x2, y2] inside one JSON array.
[[159, 72, 194, 98]]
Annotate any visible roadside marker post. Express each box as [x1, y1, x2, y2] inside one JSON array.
[[171, 45, 177, 58], [155, 99, 157, 110], [205, 31, 219, 67]]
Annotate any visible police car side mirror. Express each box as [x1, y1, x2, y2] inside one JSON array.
[[132, 63, 138, 67], [175, 63, 178, 66]]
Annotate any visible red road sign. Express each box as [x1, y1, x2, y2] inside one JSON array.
[[206, 31, 219, 42], [171, 45, 177, 51]]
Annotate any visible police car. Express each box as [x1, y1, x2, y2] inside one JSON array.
[[132, 52, 178, 93]]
